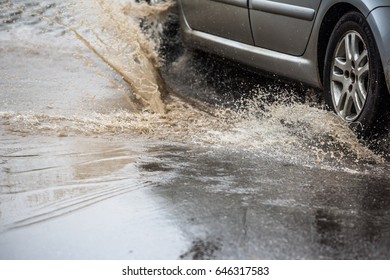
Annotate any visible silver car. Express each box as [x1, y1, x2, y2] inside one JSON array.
[[178, 0, 390, 132]]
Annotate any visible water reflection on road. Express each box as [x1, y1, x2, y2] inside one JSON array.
[[150, 145, 390, 259], [1, 131, 389, 259], [0, 131, 187, 259]]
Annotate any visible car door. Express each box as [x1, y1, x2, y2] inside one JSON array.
[[180, 0, 253, 45], [249, 0, 322, 56]]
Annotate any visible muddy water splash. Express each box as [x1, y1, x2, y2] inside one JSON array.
[[0, 0, 385, 171], [162, 47, 384, 168], [195, 97, 382, 169], [1, 99, 383, 172], [65, 0, 175, 114]]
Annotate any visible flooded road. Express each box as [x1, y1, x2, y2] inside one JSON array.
[[1, 0, 390, 259]]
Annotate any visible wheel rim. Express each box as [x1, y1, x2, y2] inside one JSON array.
[[330, 31, 370, 122]]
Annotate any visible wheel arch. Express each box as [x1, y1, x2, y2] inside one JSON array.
[[317, 3, 360, 86]]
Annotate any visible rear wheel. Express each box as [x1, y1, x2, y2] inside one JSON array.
[[323, 12, 388, 134]]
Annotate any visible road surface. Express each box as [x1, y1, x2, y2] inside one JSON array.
[[1, 0, 389, 259]]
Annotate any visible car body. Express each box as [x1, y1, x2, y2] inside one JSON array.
[[177, 0, 390, 131]]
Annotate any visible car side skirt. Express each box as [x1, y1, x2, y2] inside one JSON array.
[[181, 27, 321, 88]]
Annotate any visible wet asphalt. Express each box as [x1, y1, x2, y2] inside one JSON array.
[[1, 0, 390, 260]]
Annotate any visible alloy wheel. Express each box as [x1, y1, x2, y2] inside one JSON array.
[[330, 31, 370, 122]]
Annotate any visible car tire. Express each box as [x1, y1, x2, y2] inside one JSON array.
[[323, 11, 388, 135]]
